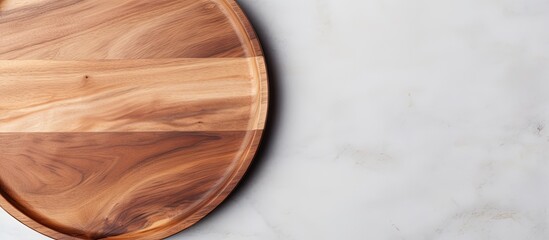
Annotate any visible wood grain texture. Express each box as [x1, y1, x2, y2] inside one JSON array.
[[0, 0, 268, 239], [0, 58, 265, 132], [0, 0, 260, 59]]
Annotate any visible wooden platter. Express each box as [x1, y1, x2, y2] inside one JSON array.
[[0, 0, 268, 239]]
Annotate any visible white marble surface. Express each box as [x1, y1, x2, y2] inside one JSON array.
[[3, 0, 549, 239]]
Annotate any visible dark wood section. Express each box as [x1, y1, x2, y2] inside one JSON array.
[[0, 131, 257, 239]]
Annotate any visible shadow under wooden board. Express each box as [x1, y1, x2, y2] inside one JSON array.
[[0, 0, 268, 239]]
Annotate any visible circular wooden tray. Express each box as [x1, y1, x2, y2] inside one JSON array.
[[0, 0, 267, 239]]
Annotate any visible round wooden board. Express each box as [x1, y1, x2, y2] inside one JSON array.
[[0, 0, 267, 239]]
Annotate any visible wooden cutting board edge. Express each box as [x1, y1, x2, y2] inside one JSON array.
[[0, 0, 269, 239]]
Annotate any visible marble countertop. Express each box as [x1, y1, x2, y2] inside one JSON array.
[[2, 0, 549, 239]]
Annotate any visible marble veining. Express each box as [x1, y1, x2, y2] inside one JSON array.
[[2, 0, 549, 239]]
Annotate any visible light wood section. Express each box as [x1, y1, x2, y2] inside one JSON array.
[[0, 57, 265, 132]]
